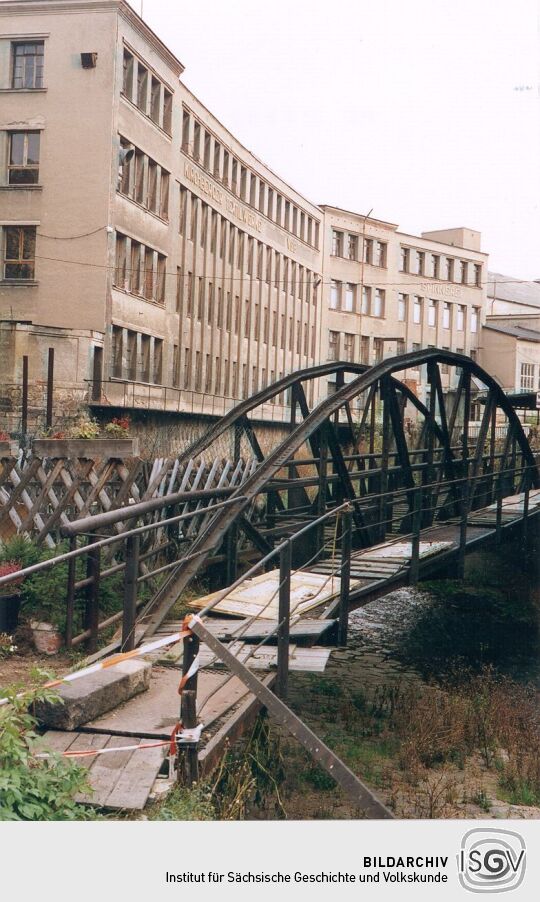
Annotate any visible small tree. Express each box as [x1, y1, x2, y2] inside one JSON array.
[[0, 678, 95, 820]]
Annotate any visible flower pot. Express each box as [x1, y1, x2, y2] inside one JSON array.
[[0, 591, 21, 632], [33, 438, 139, 459], [30, 620, 62, 655], [0, 441, 19, 458]]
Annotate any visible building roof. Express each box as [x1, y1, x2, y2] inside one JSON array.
[[484, 321, 540, 343], [487, 272, 540, 309]]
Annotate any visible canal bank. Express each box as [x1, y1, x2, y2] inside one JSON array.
[[244, 526, 540, 819]]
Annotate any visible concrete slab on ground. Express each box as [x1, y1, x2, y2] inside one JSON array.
[[34, 660, 151, 730]]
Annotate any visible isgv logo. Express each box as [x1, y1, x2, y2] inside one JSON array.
[[458, 829, 526, 893]]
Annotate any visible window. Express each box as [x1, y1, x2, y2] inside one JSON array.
[[431, 254, 440, 278], [134, 149, 144, 204], [193, 122, 201, 161], [413, 296, 422, 324], [130, 241, 141, 294], [144, 247, 154, 299], [136, 62, 148, 111], [140, 334, 151, 382], [520, 363, 535, 391], [150, 76, 160, 124], [397, 339, 405, 356], [343, 333, 354, 362], [375, 241, 387, 267], [445, 258, 454, 281], [443, 302, 451, 329], [328, 330, 339, 361], [415, 250, 424, 275], [159, 171, 169, 219], [363, 238, 373, 264], [398, 294, 407, 322], [332, 230, 343, 256], [182, 109, 190, 151], [441, 347, 450, 374], [213, 142, 221, 178], [147, 159, 157, 212], [400, 247, 409, 272], [153, 339, 163, 383], [111, 326, 123, 379], [471, 307, 479, 333], [360, 335, 370, 364], [4, 225, 36, 280], [428, 299, 437, 327], [8, 131, 40, 184], [122, 49, 134, 99], [12, 41, 44, 89], [203, 131, 211, 170], [460, 260, 468, 284], [372, 289, 385, 317], [163, 90, 172, 134], [329, 280, 340, 309], [344, 283, 355, 312], [361, 286, 371, 314], [114, 233, 127, 288], [457, 305, 465, 331], [127, 331, 137, 380], [474, 264, 482, 288], [373, 338, 384, 363], [348, 234, 357, 260]]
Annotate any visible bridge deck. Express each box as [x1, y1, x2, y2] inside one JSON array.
[[37, 489, 540, 812]]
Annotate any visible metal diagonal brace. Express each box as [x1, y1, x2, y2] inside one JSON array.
[[187, 615, 393, 819]]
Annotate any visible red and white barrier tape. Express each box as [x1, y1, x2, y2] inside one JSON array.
[[0, 626, 193, 708], [35, 723, 204, 760]]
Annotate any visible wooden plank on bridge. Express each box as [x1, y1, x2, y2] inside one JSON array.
[[36, 731, 165, 811], [188, 569, 359, 620]]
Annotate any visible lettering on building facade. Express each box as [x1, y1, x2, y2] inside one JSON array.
[[184, 161, 262, 232], [418, 282, 462, 299]]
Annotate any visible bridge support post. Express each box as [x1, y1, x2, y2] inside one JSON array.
[[495, 472, 503, 544], [84, 534, 101, 653], [338, 508, 352, 646], [522, 468, 530, 546], [458, 479, 469, 578], [276, 540, 291, 700], [409, 487, 421, 584], [177, 629, 200, 786], [65, 536, 77, 649], [121, 532, 140, 652]]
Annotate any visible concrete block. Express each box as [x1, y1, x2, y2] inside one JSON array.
[[35, 660, 151, 730]]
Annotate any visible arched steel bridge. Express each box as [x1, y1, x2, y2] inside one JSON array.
[[134, 349, 538, 637]]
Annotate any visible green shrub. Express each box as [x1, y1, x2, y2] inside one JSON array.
[[0, 680, 96, 820]]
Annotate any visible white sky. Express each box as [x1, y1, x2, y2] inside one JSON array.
[[138, 0, 540, 278]]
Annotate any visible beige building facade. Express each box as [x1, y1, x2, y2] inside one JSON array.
[[322, 207, 487, 406], [0, 0, 493, 439], [0, 0, 323, 431], [481, 274, 540, 396]]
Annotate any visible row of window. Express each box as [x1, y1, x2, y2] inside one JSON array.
[[398, 294, 480, 332], [331, 230, 387, 267], [520, 363, 540, 391], [181, 276, 316, 356], [400, 247, 482, 286], [179, 187, 320, 303], [119, 137, 169, 219], [182, 350, 299, 404], [111, 326, 163, 384], [327, 333, 474, 369], [122, 47, 173, 135], [329, 281, 385, 317], [181, 108, 320, 249], [329, 281, 480, 332], [114, 233, 166, 303]]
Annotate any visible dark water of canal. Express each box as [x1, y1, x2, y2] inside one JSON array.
[[291, 531, 540, 704]]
